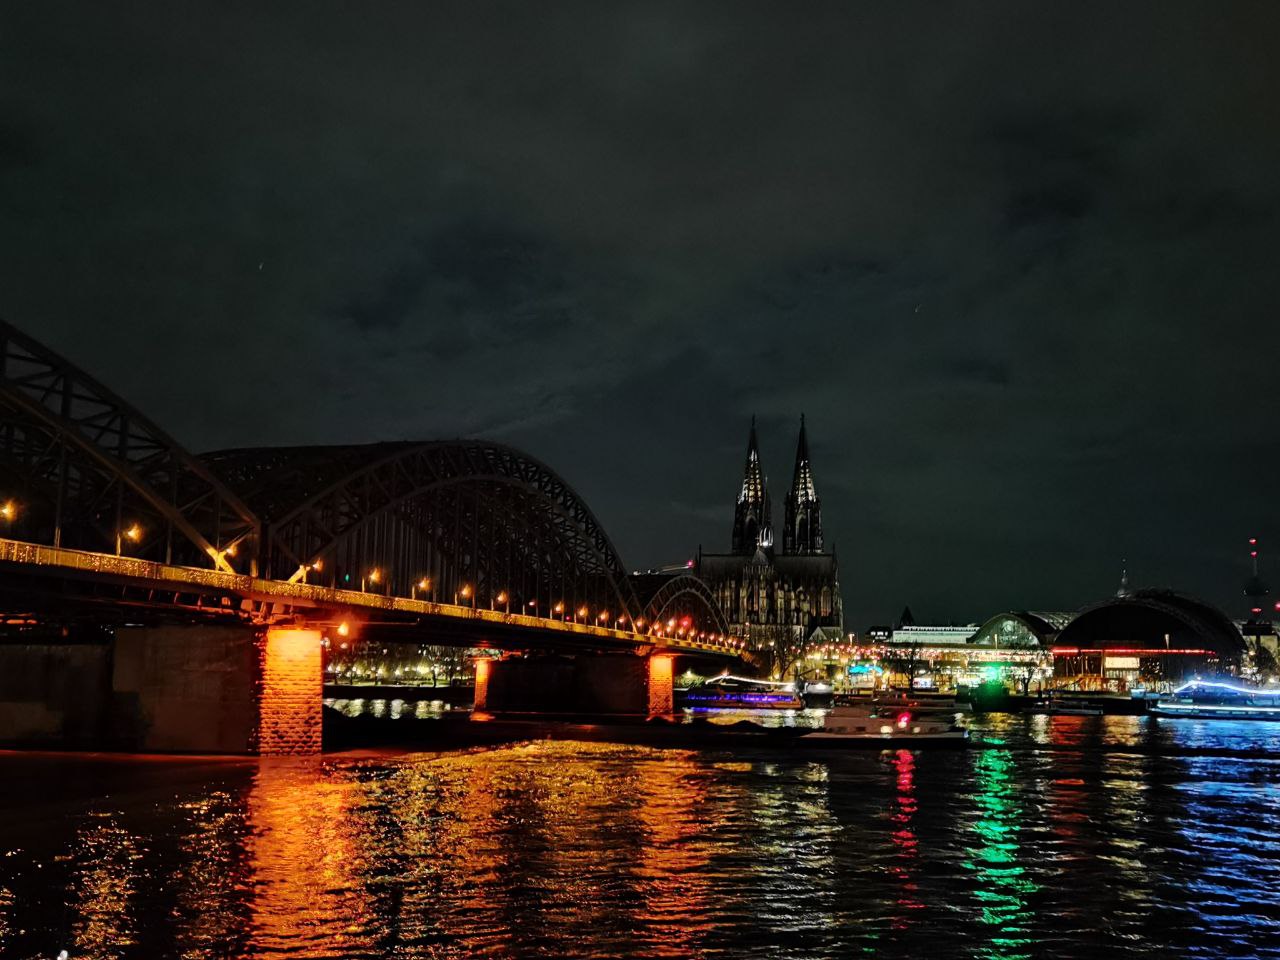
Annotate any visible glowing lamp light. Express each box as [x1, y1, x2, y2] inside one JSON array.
[[577, 605, 588, 618], [598, 610, 609, 622], [124, 523, 143, 542], [368, 568, 382, 584], [418, 577, 430, 591], [496, 591, 508, 604], [460, 583, 472, 598], [0, 500, 15, 521], [310, 558, 323, 572], [337, 621, 350, 637], [554, 601, 565, 614], [1250, 538, 1258, 545]]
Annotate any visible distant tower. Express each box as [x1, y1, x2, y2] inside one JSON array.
[[783, 414, 823, 555], [731, 418, 773, 554], [1116, 559, 1132, 597], [1245, 537, 1270, 620]]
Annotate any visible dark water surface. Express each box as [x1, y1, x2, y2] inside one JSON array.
[[2, 714, 1279, 959]]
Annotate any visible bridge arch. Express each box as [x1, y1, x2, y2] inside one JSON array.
[[0, 319, 259, 571], [205, 441, 644, 624], [638, 574, 731, 638]]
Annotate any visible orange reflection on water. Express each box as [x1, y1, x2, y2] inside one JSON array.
[[69, 816, 141, 959], [246, 759, 375, 957], [632, 749, 712, 957]]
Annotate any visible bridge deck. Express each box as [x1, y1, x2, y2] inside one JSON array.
[[0, 538, 742, 658]]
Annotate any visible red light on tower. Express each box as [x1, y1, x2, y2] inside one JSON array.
[[1250, 538, 1258, 545]]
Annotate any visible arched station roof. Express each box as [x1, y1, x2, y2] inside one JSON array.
[[1053, 589, 1245, 659], [970, 610, 1073, 647]]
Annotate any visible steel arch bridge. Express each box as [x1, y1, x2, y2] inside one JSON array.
[[0, 317, 740, 655], [203, 440, 644, 628], [0, 320, 259, 572], [641, 574, 730, 639]]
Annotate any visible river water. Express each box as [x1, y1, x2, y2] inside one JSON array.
[[1, 713, 1278, 959]]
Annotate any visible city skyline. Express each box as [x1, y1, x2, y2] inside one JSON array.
[[3, 3, 1278, 628]]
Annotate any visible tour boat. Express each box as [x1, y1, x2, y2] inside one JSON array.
[[799, 703, 969, 742], [1152, 679, 1280, 721], [679, 675, 805, 710]]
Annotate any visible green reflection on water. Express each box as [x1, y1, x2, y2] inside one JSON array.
[[964, 748, 1039, 960]]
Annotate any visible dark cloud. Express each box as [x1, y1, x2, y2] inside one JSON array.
[[2, 1, 1279, 627]]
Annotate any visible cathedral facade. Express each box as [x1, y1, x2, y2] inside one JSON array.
[[696, 417, 844, 672]]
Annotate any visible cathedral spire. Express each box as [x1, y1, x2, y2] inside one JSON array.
[[731, 417, 771, 554], [783, 414, 822, 554]]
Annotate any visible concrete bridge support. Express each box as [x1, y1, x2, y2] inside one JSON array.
[[474, 652, 675, 716], [0, 624, 322, 755]]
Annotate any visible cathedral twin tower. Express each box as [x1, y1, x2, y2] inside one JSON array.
[[731, 415, 824, 557], [697, 416, 843, 652]]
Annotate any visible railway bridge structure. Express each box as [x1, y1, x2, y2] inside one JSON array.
[[0, 320, 744, 754]]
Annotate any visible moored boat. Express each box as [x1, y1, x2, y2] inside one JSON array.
[[1152, 679, 1280, 720]]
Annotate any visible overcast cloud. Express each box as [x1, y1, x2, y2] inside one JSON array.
[[3, 2, 1278, 627]]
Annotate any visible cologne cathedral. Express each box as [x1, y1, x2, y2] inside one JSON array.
[[695, 417, 844, 669]]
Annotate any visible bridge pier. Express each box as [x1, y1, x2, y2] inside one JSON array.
[[113, 624, 321, 755], [0, 624, 322, 755], [475, 652, 676, 717]]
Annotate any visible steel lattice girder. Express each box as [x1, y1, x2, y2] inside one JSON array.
[[643, 575, 731, 636], [0, 319, 260, 571], [216, 440, 644, 622]]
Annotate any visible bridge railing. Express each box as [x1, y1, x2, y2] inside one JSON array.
[[0, 537, 744, 657]]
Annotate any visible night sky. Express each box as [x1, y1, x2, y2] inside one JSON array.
[[3, 3, 1278, 629]]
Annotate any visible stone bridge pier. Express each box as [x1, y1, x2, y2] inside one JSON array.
[[0, 624, 323, 755], [474, 652, 674, 716]]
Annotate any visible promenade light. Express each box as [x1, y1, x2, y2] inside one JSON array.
[[368, 568, 382, 585], [0, 500, 15, 522], [124, 523, 142, 543], [598, 610, 608, 622], [554, 601, 565, 615], [577, 605, 588, 619], [460, 583, 472, 599]]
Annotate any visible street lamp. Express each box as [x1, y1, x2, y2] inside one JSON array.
[[495, 590, 509, 612], [0, 500, 17, 522], [362, 567, 382, 592], [412, 577, 431, 601], [116, 522, 142, 555], [457, 583, 473, 606]]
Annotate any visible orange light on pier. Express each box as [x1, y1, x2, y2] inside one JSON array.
[[473, 657, 493, 711], [258, 627, 322, 755]]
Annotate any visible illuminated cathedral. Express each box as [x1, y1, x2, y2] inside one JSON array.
[[695, 417, 844, 667]]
